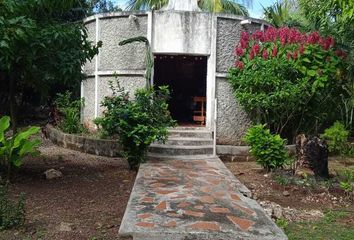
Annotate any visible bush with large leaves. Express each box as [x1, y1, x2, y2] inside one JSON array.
[[95, 81, 175, 170], [0, 116, 40, 179], [228, 27, 347, 140]]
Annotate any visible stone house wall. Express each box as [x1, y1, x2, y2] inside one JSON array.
[[82, 11, 268, 145]]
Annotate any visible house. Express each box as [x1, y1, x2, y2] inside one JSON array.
[[81, 0, 269, 146]]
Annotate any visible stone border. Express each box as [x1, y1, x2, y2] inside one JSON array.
[[217, 144, 296, 162], [44, 124, 296, 161], [43, 125, 122, 157]]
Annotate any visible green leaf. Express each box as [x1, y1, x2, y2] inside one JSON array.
[[12, 126, 40, 149], [19, 139, 41, 157], [0, 116, 11, 143], [307, 69, 317, 77]]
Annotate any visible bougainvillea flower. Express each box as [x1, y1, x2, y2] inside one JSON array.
[[235, 46, 245, 56], [235, 60, 245, 69], [252, 43, 260, 54], [241, 31, 250, 41], [287, 52, 291, 61], [335, 49, 347, 58], [240, 38, 248, 49], [293, 51, 298, 59], [299, 44, 305, 54], [252, 30, 264, 41], [287, 28, 302, 44], [249, 51, 255, 60], [272, 46, 278, 57], [262, 49, 269, 59], [307, 32, 320, 44], [279, 27, 290, 46], [320, 37, 335, 50], [264, 27, 277, 42]]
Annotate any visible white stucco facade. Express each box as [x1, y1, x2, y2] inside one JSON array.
[[82, 5, 269, 145]]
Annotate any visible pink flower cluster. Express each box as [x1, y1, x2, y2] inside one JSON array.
[[234, 26, 342, 69]]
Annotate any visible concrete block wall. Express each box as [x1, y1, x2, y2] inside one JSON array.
[[82, 11, 268, 145], [82, 12, 148, 127], [214, 16, 262, 145]]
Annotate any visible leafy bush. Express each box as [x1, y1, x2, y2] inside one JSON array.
[[229, 27, 347, 139], [54, 91, 84, 134], [322, 121, 349, 154], [337, 168, 354, 197], [0, 116, 40, 179], [95, 81, 175, 170], [244, 124, 289, 171], [0, 183, 25, 230]]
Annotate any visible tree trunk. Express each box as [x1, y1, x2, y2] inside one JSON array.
[[295, 134, 329, 179], [9, 74, 17, 134]]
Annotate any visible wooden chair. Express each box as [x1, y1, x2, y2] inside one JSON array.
[[193, 96, 206, 125]]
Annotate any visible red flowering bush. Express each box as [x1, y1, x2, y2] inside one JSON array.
[[229, 27, 347, 139]]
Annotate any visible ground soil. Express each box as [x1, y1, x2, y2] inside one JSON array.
[[1, 138, 353, 239], [225, 158, 354, 223], [1, 138, 136, 240]]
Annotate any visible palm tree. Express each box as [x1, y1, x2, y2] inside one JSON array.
[[127, 0, 250, 16], [262, 1, 291, 27]]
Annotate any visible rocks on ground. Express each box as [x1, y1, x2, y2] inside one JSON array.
[[58, 222, 73, 232], [259, 200, 324, 222], [43, 169, 63, 180]]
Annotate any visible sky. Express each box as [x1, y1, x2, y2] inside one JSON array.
[[114, 0, 276, 19]]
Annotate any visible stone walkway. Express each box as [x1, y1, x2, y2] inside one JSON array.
[[119, 157, 287, 240]]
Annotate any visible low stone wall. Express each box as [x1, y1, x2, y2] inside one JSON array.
[[217, 144, 296, 162], [43, 125, 122, 157], [44, 125, 296, 161]]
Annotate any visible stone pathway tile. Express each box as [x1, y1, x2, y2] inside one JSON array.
[[119, 157, 287, 240]]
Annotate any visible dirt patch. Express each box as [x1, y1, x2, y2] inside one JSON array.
[[1, 138, 135, 240], [225, 159, 353, 221]]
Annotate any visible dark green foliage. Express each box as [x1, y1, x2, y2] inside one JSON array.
[[0, 183, 25, 230], [0, 0, 101, 132], [54, 91, 84, 134], [244, 125, 289, 171], [95, 81, 175, 170], [229, 57, 304, 136], [229, 28, 346, 140], [322, 121, 349, 154]]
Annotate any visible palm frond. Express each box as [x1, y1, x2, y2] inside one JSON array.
[[126, 0, 250, 15], [220, 0, 249, 16], [262, 1, 290, 27], [119, 36, 153, 88], [126, 0, 168, 10]]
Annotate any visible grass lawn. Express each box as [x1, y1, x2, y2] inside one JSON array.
[[283, 210, 354, 240]]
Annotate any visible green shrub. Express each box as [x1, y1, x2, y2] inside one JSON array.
[[0, 116, 41, 179], [229, 27, 346, 139], [0, 183, 25, 230], [54, 91, 84, 134], [322, 121, 349, 154], [95, 81, 175, 170], [244, 124, 289, 171]]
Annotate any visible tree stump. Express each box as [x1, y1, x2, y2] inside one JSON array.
[[295, 134, 329, 179]]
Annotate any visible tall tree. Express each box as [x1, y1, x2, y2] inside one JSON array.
[[298, 0, 353, 80], [86, 0, 122, 15], [127, 0, 250, 16], [262, 0, 309, 29], [0, 0, 101, 132]]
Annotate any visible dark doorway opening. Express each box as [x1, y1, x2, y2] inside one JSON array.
[[154, 55, 207, 125]]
